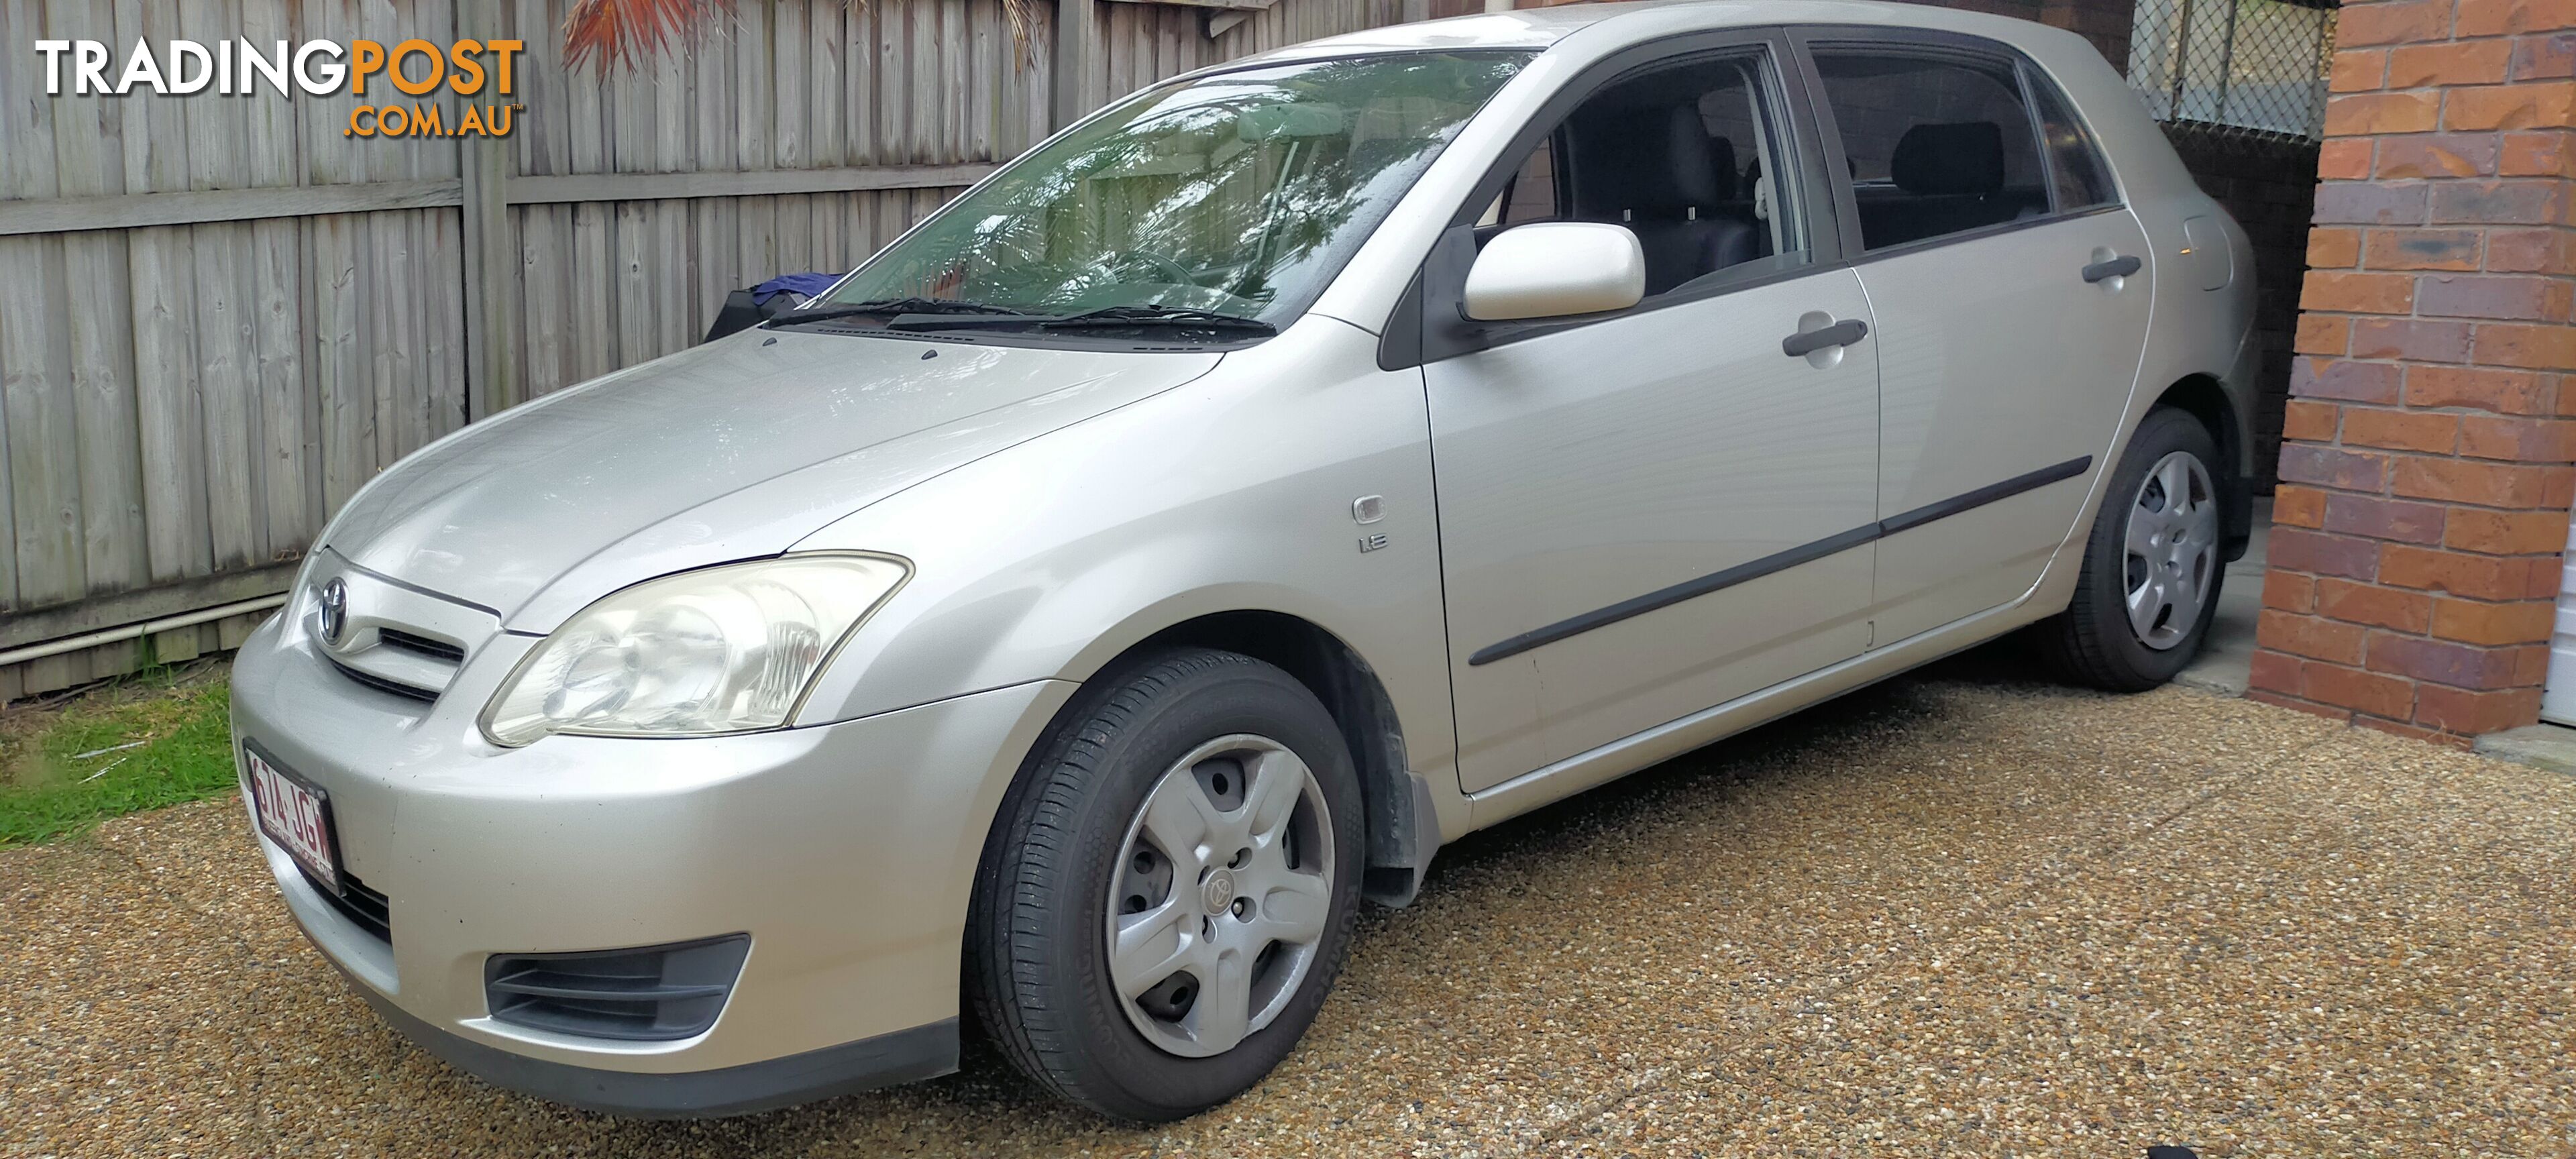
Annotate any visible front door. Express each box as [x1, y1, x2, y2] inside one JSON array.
[[1423, 39, 1882, 793], [1797, 33, 2156, 645]]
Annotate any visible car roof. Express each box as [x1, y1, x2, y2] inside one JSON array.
[[1234, 0, 2082, 63]]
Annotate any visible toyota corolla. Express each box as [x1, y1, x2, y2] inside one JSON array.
[[231, 0, 2257, 1123]]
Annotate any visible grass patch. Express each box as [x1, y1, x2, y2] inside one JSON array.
[[0, 663, 235, 845]]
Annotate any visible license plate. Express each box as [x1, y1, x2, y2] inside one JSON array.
[[244, 744, 341, 895]]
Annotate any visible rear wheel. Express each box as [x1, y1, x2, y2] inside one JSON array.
[[967, 649, 1363, 1122], [2035, 406, 2226, 691]]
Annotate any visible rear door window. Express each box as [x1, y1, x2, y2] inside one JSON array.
[[2027, 70, 2118, 211], [1805, 46, 2051, 251]]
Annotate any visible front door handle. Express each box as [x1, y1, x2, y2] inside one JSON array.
[[2082, 254, 2142, 283], [1781, 317, 1868, 357]]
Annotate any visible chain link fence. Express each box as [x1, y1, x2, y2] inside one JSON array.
[[2128, 0, 2337, 141]]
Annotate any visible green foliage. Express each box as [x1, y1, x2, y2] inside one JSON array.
[[0, 671, 236, 845]]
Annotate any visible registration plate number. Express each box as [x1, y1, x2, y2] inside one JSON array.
[[244, 745, 340, 895]]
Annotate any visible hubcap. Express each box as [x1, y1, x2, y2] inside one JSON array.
[[1106, 734, 1334, 1058], [2123, 450, 2219, 651]]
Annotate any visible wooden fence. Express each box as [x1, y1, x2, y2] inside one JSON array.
[[0, 0, 1438, 700]]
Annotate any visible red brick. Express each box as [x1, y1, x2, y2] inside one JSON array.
[[2318, 138, 2377, 180], [2264, 569, 2320, 612], [2350, 317, 2474, 362], [2430, 179, 2573, 225], [2326, 92, 2444, 136], [2343, 0, 2454, 46], [2367, 631, 2544, 689], [2316, 577, 2440, 631], [2249, 649, 2308, 696], [2405, 364, 2555, 412], [2283, 400, 2342, 443], [2381, 543, 2561, 598], [2278, 443, 2394, 491], [2485, 227, 2576, 272], [2317, 182, 2433, 225], [2378, 134, 2501, 178], [2446, 82, 2576, 131], [2512, 33, 2576, 80], [2459, 412, 2576, 459], [2296, 357, 2406, 404], [2392, 41, 2516, 87], [2443, 506, 2574, 553], [2305, 659, 2420, 718], [2457, 0, 2576, 39], [2302, 270, 2417, 314], [2259, 608, 2370, 663], [2392, 455, 2576, 506], [2414, 274, 2575, 321], [2339, 407, 2461, 453], [2473, 322, 2576, 369], [2433, 597, 2555, 647], [2296, 315, 2353, 357], [2414, 683, 2546, 732], [2269, 527, 2385, 582], [2332, 48, 2390, 93], [2322, 491, 2451, 543], [2275, 483, 2330, 527], [2308, 227, 2364, 269], [2501, 131, 2576, 176], [2363, 227, 2482, 270]]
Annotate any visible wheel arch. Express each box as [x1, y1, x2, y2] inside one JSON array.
[[2150, 372, 2253, 560], [1120, 611, 1432, 908], [985, 604, 1439, 914]]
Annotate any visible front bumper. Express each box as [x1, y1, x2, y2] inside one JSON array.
[[229, 610, 1073, 1113]]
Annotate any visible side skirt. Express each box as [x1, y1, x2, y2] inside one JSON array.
[[1463, 594, 2055, 830]]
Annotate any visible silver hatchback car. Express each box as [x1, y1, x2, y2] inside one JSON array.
[[231, 0, 2258, 1123]]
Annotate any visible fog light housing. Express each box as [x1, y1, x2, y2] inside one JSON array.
[[484, 934, 751, 1042]]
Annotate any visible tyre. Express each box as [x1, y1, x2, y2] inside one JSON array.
[[967, 648, 1364, 1122], [2033, 406, 2227, 692]]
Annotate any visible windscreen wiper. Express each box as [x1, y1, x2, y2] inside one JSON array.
[[761, 297, 1031, 329], [1034, 305, 1277, 335]]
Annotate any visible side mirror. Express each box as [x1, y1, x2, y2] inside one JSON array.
[[1460, 222, 1646, 323]]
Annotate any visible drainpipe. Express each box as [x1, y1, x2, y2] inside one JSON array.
[[0, 594, 289, 669]]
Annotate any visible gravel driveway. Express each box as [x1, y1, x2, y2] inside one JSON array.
[[7, 664, 2574, 1158]]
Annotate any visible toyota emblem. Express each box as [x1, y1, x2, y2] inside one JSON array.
[[317, 578, 348, 646]]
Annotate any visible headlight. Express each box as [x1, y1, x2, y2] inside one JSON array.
[[480, 554, 910, 747]]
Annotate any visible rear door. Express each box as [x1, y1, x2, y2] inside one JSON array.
[[1794, 31, 2155, 645], [1418, 34, 1883, 792]]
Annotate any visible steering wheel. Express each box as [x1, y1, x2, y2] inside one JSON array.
[[1102, 250, 1200, 288]]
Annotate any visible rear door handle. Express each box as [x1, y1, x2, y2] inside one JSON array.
[[1781, 318, 1868, 357], [2082, 254, 2142, 283]]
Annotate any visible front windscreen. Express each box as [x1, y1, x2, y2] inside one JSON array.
[[820, 50, 1533, 332]]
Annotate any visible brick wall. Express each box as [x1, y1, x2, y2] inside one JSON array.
[[2249, 0, 2576, 742]]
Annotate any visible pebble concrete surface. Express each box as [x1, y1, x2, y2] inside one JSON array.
[[6, 663, 2574, 1158]]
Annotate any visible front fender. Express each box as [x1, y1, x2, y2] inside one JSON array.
[[785, 317, 1460, 781]]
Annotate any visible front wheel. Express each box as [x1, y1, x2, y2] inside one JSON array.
[[967, 648, 1364, 1122], [2034, 406, 2226, 691]]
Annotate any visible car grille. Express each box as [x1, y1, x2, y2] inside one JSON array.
[[304, 867, 392, 944], [327, 658, 439, 702], [376, 628, 465, 664], [484, 936, 751, 1042]]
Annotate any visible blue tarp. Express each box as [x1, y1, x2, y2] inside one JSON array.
[[750, 272, 843, 305]]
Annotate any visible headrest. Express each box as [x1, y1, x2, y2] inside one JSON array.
[[1568, 104, 1740, 218], [1890, 121, 2004, 197], [1655, 106, 1727, 209]]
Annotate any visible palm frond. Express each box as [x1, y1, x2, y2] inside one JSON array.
[[562, 0, 724, 72]]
